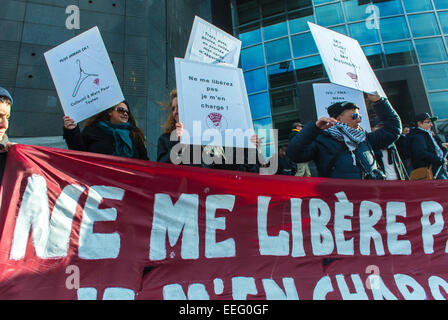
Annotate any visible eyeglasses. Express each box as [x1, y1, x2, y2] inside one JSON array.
[[352, 113, 362, 121], [115, 107, 129, 115]]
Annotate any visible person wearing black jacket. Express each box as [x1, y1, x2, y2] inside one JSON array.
[[286, 93, 401, 180], [407, 113, 448, 179], [63, 101, 149, 160]]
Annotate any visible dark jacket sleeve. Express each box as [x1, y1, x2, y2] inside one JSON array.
[[63, 125, 88, 151], [367, 98, 402, 150], [410, 133, 444, 167], [157, 133, 179, 163], [135, 140, 149, 160], [286, 121, 320, 163]]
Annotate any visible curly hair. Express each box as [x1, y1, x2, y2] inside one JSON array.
[[84, 101, 146, 144], [162, 89, 177, 135]]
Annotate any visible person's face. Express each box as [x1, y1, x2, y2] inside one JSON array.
[[171, 97, 179, 122], [337, 108, 361, 129], [0, 102, 11, 141], [403, 127, 410, 135], [109, 102, 129, 125], [418, 119, 432, 131]]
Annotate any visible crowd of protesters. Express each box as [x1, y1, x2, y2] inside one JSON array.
[[0, 85, 447, 183]]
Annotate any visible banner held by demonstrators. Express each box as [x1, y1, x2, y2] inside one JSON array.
[[44, 26, 124, 123], [312, 83, 371, 132], [174, 58, 255, 149], [185, 16, 242, 68], [1, 144, 448, 300], [308, 22, 386, 98]]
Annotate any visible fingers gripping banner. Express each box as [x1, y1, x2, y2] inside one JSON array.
[[1, 145, 448, 300]]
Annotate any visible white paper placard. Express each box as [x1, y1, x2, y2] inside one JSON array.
[[44, 26, 124, 123], [175, 58, 255, 148], [312, 83, 371, 132], [308, 22, 386, 98], [185, 16, 242, 68]]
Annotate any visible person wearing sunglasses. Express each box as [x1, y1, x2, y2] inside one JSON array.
[[286, 92, 402, 180], [62, 101, 149, 160]]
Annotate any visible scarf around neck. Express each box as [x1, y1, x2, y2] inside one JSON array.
[[325, 122, 367, 165], [97, 121, 133, 158]]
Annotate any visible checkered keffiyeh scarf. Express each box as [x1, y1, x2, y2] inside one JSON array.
[[325, 122, 367, 165]]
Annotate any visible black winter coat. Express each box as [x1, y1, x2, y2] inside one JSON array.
[[63, 124, 149, 160], [407, 127, 446, 173], [286, 98, 401, 179]]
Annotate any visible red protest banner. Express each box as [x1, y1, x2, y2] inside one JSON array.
[[0, 144, 448, 300]]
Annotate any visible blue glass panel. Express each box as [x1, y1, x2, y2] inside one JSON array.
[[267, 61, 295, 88], [383, 41, 417, 66], [439, 12, 448, 34], [403, 0, 433, 13], [348, 21, 379, 45], [264, 38, 291, 64], [330, 25, 347, 35], [434, 0, 448, 10], [380, 16, 410, 41], [248, 92, 272, 120], [291, 32, 318, 57], [239, 27, 262, 48], [294, 55, 325, 81], [363, 45, 384, 69], [422, 64, 448, 91], [429, 92, 448, 119], [315, 3, 344, 27], [241, 45, 265, 71], [253, 117, 274, 145], [415, 37, 447, 63], [343, 0, 371, 22], [375, 0, 403, 17], [408, 13, 440, 37], [244, 68, 268, 93], [313, 0, 334, 5], [263, 20, 288, 41], [288, 9, 314, 34]]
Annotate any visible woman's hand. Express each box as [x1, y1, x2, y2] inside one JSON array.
[[175, 122, 183, 140], [63, 116, 77, 130], [316, 117, 338, 130], [367, 92, 381, 102]]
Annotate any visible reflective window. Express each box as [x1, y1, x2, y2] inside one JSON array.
[[348, 21, 380, 45], [433, 0, 448, 10], [239, 24, 262, 48], [271, 86, 299, 114], [264, 38, 291, 63], [261, 0, 285, 18], [287, 0, 313, 11], [291, 32, 318, 57], [363, 45, 384, 69], [421, 64, 448, 91], [374, 0, 403, 17], [408, 13, 440, 37], [288, 8, 314, 34], [330, 25, 347, 35], [429, 92, 448, 119], [241, 45, 265, 70], [268, 61, 295, 88], [244, 68, 268, 93], [380, 16, 410, 41], [253, 117, 274, 145], [383, 41, 417, 66], [248, 92, 272, 120], [415, 37, 447, 63], [263, 17, 288, 41], [313, 0, 334, 5], [273, 111, 301, 142], [343, 0, 371, 22], [403, 0, 433, 13], [315, 3, 344, 27], [237, 0, 259, 25], [438, 12, 448, 34], [294, 55, 325, 81]]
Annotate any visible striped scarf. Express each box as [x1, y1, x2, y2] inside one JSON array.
[[325, 122, 367, 165]]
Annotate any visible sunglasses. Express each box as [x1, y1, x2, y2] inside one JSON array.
[[115, 107, 130, 115], [352, 113, 362, 121]]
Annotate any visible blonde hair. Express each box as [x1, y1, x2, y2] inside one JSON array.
[[162, 89, 177, 134]]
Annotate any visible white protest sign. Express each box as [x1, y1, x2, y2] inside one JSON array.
[[308, 22, 386, 98], [185, 16, 242, 67], [313, 83, 371, 132], [175, 58, 255, 148], [44, 26, 124, 123]]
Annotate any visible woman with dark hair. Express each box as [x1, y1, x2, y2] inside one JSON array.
[[63, 101, 149, 160]]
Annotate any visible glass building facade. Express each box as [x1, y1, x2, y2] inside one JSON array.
[[232, 0, 448, 155]]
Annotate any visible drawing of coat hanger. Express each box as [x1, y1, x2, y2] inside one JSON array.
[[72, 59, 99, 97]]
